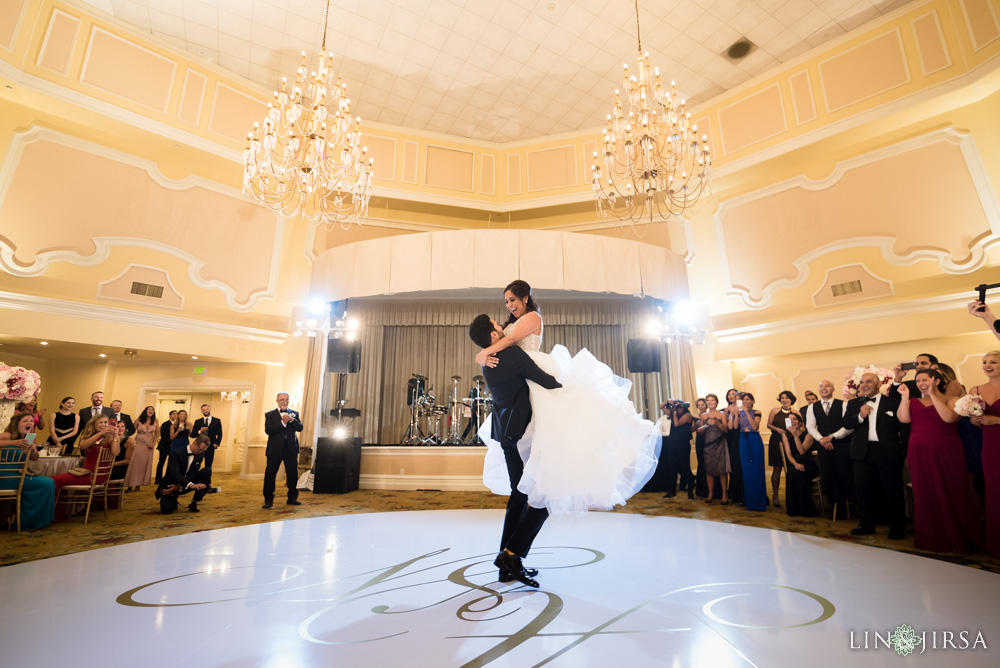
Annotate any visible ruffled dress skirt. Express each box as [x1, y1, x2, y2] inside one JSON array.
[[479, 345, 661, 516]]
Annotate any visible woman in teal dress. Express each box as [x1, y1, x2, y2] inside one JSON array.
[[1, 411, 56, 530]]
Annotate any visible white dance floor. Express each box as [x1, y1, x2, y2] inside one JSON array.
[[1, 510, 997, 667]]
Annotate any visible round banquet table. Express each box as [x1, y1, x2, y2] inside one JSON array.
[[30, 454, 84, 477]]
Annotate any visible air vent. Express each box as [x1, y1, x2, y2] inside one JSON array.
[[724, 38, 757, 61], [130, 281, 164, 298], [831, 280, 863, 297]]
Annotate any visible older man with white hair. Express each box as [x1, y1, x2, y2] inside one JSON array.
[[262, 392, 303, 509]]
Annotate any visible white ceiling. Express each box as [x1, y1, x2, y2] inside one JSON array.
[[81, 0, 915, 142]]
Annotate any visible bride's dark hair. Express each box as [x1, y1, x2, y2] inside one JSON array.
[[502, 280, 540, 328]]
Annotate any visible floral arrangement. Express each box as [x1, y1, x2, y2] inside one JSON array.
[[0, 362, 41, 401], [842, 365, 894, 399], [954, 394, 987, 418]]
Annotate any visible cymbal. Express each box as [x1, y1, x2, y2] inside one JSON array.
[[411, 373, 426, 380], [450, 375, 462, 381], [472, 375, 484, 382]]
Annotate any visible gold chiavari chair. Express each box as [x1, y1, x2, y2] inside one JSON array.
[[0, 448, 30, 533], [104, 454, 134, 512], [55, 447, 116, 524]]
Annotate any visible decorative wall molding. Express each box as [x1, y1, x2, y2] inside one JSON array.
[[0, 289, 287, 344], [0, 126, 284, 312], [714, 128, 1000, 309], [714, 290, 976, 343]]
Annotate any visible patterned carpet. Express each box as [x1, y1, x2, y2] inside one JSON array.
[[3, 471, 999, 574]]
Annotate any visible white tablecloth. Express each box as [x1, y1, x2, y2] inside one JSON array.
[[30, 456, 83, 477]]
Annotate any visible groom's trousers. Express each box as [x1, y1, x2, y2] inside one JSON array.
[[500, 438, 548, 557]]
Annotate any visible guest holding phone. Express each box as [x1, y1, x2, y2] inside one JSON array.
[[50, 415, 120, 505], [169, 410, 191, 451], [692, 398, 709, 498], [766, 391, 797, 508], [733, 393, 767, 512], [723, 389, 745, 505], [0, 412, 56, 530], [47, 397, 80, 455]]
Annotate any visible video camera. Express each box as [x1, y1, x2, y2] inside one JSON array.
[[662, 399, 690, 410]]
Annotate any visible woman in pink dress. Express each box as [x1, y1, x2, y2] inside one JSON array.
[[970, 350, 1000, 556], [897, 369, 982, 553], [127, 406, 158, 492]]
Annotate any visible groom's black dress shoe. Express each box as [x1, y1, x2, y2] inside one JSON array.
[[494, 552, 538, 587], [849, 525, 875, 536], [498, 565, 539, 582]]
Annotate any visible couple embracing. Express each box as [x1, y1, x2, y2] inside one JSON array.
[[468, 280, 661, 587]]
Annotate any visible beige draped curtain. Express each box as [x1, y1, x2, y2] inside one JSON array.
[[319, 298, 694, 444]]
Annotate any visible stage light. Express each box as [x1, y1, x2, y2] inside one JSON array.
[[645, 320, 662, 336], [347, 318, 359, 330], [334, 426, 348, 439], [674, 301, 696, 324], [308, 298, 328, 316], [345, 331, 357, 341]]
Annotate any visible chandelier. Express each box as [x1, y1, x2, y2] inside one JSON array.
[[242, 0, 373, 228], [592, 0, 711, 224]]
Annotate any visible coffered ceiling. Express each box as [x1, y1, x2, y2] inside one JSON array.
[[79, 0, 915, 142]]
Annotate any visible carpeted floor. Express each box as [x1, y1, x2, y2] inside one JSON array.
[[3, 470, 999, 574]]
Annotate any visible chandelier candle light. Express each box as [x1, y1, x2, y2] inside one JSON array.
[[593, 0, 712, 224], [242, 0, 373, 228]]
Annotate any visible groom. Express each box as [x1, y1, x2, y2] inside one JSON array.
[[469, 314, 562, 588]]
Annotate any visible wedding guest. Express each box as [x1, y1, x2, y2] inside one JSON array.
[[661, 401, 694, 499], [155, 410, 177, 484], [111, 421, 135, 482], [698, 394, 729, 505], [891, 354, 963, 399], [109, 400, 135, 438], [800, 390, 818, 422], [47, 397, 80, 455], [14, 396, 45, 433], [845, 372, 906, 540], [170, 410, 191, 450], [766, 391, 796, 508], [79, 391, 114, 421], [897, 369, 981, 553], [156, 434, 214, 514], [734, 393, 767, 512], [0, 412, 55, 530], [723, 389, 745, 505], [970, 350, 1000, 556], [939, 360, 985, 510], [806, 380, 854, 514], [128, 406, 158, 492], [50, 414, 120, 504], [967, 299, 1000, 342], [191, 404, 223, 471], [780, 412, 819, 517], [693, 398, 709, 498]]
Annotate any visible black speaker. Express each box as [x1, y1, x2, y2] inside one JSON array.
[[314, 436, 361, 494], [328, 338, 361, 373], [627, 338, 661, 373]]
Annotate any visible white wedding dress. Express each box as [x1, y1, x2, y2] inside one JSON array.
[[479, 320, 661, 516]]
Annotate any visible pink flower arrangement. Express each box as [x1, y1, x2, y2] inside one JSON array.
[[954, 394, 987, 418], [0, 362, 41, 401], [842, 365, 894, 400]]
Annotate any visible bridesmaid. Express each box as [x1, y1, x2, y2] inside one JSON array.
[[766, 391, 796, 508], [698, 394, 729, 504], [0, 412, 56, 530], [898, 369, 982, 553], [734, 393, 768, 512], [128, 406, 158, 492], [970, 350, 1000, 556], [723, 389, 745, 505], [780, 412, 819, 517], [50, 415, 120, 505], [47, 397, 80, 455]]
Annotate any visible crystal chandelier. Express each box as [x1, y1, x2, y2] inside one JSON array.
[[242, 0, 373, 228], [592, 0, 711, 224]]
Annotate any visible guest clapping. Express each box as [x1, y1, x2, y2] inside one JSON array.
[[697, 394, 729, 505]]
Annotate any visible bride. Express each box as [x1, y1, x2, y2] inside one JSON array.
[[474, 280, 661, 516]]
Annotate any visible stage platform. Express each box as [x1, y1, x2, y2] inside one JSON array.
[[1, 510, 996, 666]]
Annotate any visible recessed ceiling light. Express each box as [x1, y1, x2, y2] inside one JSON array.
[[192, 356, 199, 359], [40, 341, 48, 346], [98, 353, 107, 358]]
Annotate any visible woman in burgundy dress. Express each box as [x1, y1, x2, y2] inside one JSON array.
[[50, 414, 120, 507], [897, 369, 982, 554], [970, 350, 1000, 556]]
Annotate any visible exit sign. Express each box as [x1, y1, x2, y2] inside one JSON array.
[[193, 366, 206, 375]]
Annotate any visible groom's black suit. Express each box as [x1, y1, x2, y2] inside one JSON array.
[[482, 346, 561, 557]]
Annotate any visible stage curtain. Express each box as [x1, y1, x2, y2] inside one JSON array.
[[332, 298, 685, 444]]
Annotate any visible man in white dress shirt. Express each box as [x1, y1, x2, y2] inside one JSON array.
[[805, 380, 854, 512]]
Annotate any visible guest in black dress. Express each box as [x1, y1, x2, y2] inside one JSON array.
[[781, 412, 819, 517], [47, 397, 81, 455], [693, 398, 709, 498], [766, 391, 797, 508], [723, 389, 745, 505], [662, 402, 694, 499], [170, 410, 191, 450]]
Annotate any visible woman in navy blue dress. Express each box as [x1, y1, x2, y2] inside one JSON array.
[[733, 393, 768, 512]]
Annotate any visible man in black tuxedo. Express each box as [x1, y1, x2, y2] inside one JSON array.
[[109, 400, 135, 438], [843, 372, 906, 540], [156, 434, 213, 514], [192, 404, 223, 471], [805, 380, 854, 511], [80, 391, 114, 423], [469, 314, 562, 588], [262, 392, 303, 509], [155, 410, 177, 484]]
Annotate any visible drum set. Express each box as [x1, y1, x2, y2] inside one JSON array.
[[399, 373, 492, 446]]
